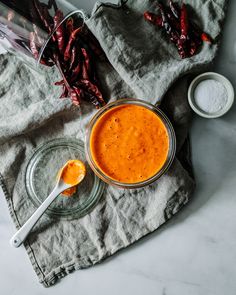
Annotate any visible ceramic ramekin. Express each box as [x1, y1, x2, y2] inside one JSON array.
[[188, 72, 234, 118]]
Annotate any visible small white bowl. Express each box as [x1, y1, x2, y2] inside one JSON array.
[[188, 72, 234, 118]]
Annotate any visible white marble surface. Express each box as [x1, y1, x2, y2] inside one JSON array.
[[1, 0, 236, 294]]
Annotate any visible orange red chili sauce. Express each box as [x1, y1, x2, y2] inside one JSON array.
[[90, 104, 169, 183], [59, 160, 86, 196]]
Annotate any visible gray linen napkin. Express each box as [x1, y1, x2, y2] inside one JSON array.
[[0, 0, 226, 287]]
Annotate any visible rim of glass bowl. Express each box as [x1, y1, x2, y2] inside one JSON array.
[[37, 9, 86, 67], [85, 99, 176, 189]]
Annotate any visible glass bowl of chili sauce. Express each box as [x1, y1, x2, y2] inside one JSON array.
[[85, 99, 176, 189], [0, 0, 85, 71]]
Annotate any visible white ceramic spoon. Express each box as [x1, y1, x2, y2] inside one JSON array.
[[10, 160, 86, 248]]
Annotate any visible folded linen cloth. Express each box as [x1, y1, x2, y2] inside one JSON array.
[[0, 0, 226, 287]]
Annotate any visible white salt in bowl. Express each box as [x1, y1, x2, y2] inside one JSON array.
[[188, 72, 234, 118]]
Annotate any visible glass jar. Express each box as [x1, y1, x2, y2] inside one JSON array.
[[0, 0, 85, 71], [85, 99, 176, 189]]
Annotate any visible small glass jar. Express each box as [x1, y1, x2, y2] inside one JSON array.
[[0, 0, 85, 71], [85, 99, 176, 189]]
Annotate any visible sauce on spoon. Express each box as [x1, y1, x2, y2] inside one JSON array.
[[59, 160, 86, 196]]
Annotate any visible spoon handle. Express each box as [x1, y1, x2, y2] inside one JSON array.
[[10, 186, 63, 248]]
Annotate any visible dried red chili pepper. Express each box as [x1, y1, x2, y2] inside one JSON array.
[[144, 0, 212, 59], [178, 3, 189, 58], [53, 53, 73, 93], [144, 11, 163, 27], [64, 27, 82, 61], [81, 47, 91, 75], [201, 32, 212, 43], [159, 1, 186, 58], [54, 52, 82, 106], [169, 1, 207, 47], [53, 9, 65, 54], [79, 79, 105, 107], [145, 3, 181, 53], [180, 3, 188, 40], [158, 2, 180, 44]]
